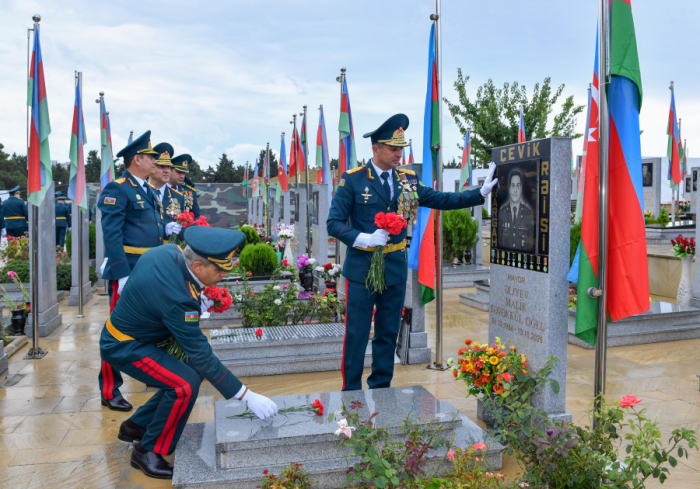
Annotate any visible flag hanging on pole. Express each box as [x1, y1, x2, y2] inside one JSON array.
[[27, 24, 52, 206], [667, 87, 682, 186], [289, 130, 298, 179], [242, 165, 248, 198], [402, 148, 406, 165], [263, 150, 269, 205], [408, 140, 414, 165], [276, 135, 289, 203], [315, 107, 332, 201], [518, 106, 526, 143], [300, 114, 308, 174], [459, 129, 471, 189], [575, 0, 649, 347], [574, 79, 596, 224], [252, 159, 260, 198], [99, 99, 114, 191], [68, 77, 88, 212], [338, 77, 357, 175], [127, 132, 133, 144], [408, 23, 439, 306]]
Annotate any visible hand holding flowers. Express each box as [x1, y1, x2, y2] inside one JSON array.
[[366, 212, 407, 294]]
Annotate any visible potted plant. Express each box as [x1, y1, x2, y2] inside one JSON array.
[[315, 263, 342, 295], [296, 254, 315, 292], [672, 234, 695, 306], [1, 271, 30, 335], [442, 209, 479, 267]]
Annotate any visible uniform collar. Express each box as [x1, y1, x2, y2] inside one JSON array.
[[129, 172, 146, 188], [370, 160, 393, 180], [177, 252, 202, 300]]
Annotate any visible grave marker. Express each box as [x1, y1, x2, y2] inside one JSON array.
[[641, 157, 661, 217], [69, 203, 93, 306]]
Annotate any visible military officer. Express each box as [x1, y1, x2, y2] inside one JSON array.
[[327, 114, 497, 391], [0, 187, 5, 239], [55, 191, 71, 248], [3, 186, 29, 238], [169, 154, 201, 219], [96, 131, 182, 412], [103, 226, 278, 479], [150, 143, 185, 226], [497, 169, 535, 253]]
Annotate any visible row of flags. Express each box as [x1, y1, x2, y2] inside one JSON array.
[[667, 84, 687, 189]]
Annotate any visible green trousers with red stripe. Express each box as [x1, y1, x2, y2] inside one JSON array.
[[102, 342, 202, 455], [342, 278, 405, 391], [98, 280, 125, 400]]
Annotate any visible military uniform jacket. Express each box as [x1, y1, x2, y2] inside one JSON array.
[[55, 202, 71, 228], [497, 200, 536, 253], [174, 184, 201, 220], [3, 196, 28, 230], [98, 170, 166, 281], [100, 244, 242, 399], [161, 186, 186, 225], [0, 197, 4, 230], [327, 162, 484, 286]]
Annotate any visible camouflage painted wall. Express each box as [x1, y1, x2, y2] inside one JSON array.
[[196, 183, 247, 229]]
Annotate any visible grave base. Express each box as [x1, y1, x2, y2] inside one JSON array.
[[568, 301, 700, 349], [442, 265, 490, 288], [26, 303, 62, 337], [459, 279, 490, 311], [476, 396, 572, 424], [68, 282, 93, 306]]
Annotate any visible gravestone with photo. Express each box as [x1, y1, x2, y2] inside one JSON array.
[[486, 138, 571, 422], [293, 187, 308, 257], [310, 184, 330, 289], [247, 198, 253, 223], [692, 167, 699, 214], [641, 157, 661, 217]]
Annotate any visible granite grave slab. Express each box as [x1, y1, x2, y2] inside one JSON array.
[[442, 264, 490, 288], [459, 279, 490, 311]]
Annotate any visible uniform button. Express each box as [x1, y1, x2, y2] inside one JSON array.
[[387, 207, 390, 211]]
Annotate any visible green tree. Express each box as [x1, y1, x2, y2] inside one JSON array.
[[445, 72, 585, 166], [0, 147, 28, 192], [207, 153, 238, 183], [52, 163, 70, 195], [444, 157, 459, 169], [85, 150, 101, 183], [257, 149, 278, 179], [188, 158, 206, 183]]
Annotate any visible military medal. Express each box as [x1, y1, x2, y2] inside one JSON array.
[[167, 197, 181, 219], [361, 187, 372, 203], [184, 191, 193, 211]]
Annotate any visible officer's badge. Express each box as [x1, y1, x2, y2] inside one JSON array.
[[136, 194, 141, 200], [103, 197, 116, 205], [338, 179, 345, 187], [185, 311, 199, 322]]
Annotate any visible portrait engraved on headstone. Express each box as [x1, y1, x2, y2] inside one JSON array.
[[694, 170, 697, 191], [686, 177, 691, 194], [294, 192, 299, 223], [496, 162, 538, 254], [312, 191, 319, 225], [641, 162, 653, 187]]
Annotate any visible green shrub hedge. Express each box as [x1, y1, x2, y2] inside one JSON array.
[[239, 243, 278, 276]]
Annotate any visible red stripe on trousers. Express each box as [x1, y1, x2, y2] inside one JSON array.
[[341, 278, 349, 390], [102, 361, 114, 399], [110, 280, 120, 313], [133, 357, 192, 455]]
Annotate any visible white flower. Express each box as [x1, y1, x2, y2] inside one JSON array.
[[234, 295, 243, 301], [334, 419, 356, 438], [308, 258, 316, 265], [273, 285, 281, 291], [274, 299, 282, 306], [315, 266, 324, 273], [447, 357, 453, 365], [328, 269, 335, 277]]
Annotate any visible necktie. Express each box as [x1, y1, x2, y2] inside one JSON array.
[[381, 171, 391, 201]]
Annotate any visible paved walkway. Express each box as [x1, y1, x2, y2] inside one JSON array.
[[1, 288, 698, 488]]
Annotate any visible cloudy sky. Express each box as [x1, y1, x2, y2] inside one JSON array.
[[1, 0, 698, 171]]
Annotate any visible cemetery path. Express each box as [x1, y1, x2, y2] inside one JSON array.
[[0, 288, 698, 488]]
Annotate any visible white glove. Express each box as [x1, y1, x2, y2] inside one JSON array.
[[165, 222, 182, 236], [480, 163, 498, 198], [201, 296, 215, 314], [368, 229, 390, 247], [67, 227, 72, 232], [99, 258, 108, 276], [242, 389, 278, 420], [117, 276, 129, 295]]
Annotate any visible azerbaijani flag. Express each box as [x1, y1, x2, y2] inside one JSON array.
[[68, 77, 88, 212], [338, 77, 357, 176], [667, 87, 682, 186], [408, 140, 414, 165], [402, 148, 406, 165], [27, 24, 52, 206], [459, 129, 471, 188], [276, 135, 289, 203], [574, 79, 596, 224], [315, 106, 332, 201], [127, 132, 133, 144], [252, 159, 259, 198], [575, 0, 649, 347], [289, 129, 298, 179], [518, 106, 526, 143], [242, 164, 248, 198], [408, 23, 439, 306], [300, 113, 308, 175], [99, 99, 114, 191]]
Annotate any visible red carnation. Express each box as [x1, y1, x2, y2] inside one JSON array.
[[175, 211, 196, 228], [203, 286, 233, 313], [255, 328, 263, 337], [194, 216, 211, 227], [312, 399, 324, 416]]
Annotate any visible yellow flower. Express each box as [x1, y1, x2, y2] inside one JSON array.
[[489, 357, 500, 365], [495, 336, 501, 344], [522, 369, 527, 375]]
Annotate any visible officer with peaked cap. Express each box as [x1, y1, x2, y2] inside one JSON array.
[[55, 191, 71, 248], [327, 113, 498, 391], [3, 186, 29, 238], [169, 154, 201, 219], [96, 131, 183, 412], [150, 143, 185, 228], [103, 227, 278, 479]]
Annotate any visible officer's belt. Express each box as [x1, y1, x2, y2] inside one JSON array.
[[56, 217, 66, 220], [106, 317, 134, 342], [123, 245, 152, 255], [355, 239, 406, 253], [5, 216, 26, 220]]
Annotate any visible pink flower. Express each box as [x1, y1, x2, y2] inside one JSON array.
[[7, 271, 18, 280], [255, 328, 262, 337], [619, 395, 642, 409], [235, 280, 239, 284], [334, 419, 356, 439], [486, 472, 493, 478], [447, 449, 455, 461], [472, 442, 487, 451]]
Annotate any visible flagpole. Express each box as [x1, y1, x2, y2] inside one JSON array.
[[266, 142, 271, 236], [335, 67, 346, 266], [671, 81, 677, 226], [591, 0, 611, 427], [245, 161, 249, 223], [428, 0, 448, 371], [675, 113, 681, 224], [303, 105, 312, 256], [26, 14, 47, 360], [76, 71, 85, 318]]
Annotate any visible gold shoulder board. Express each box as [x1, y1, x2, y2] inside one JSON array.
[[398, 168, 416, 175], [346, 167, 363, 175], [171, 188, 183, 196], [115, 177, 126, 184]]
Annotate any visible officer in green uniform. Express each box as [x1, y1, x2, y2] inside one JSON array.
[[4, 186, 29, 238], [497, 169, 536, 253], [103, 227, 278, 479], [169, 154, 201, 219], [55, 191, 71, 248], [327, 114, 498, 391], [97, 131, 181, 412], [150, 143, 185, 226]]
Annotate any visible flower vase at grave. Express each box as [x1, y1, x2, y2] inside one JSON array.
[[677, 255, 694, 306], [324, 281, 337, 297], [10, 307, 27, 335], [282, 239, 294, 264], [299, 269, 314, 292]]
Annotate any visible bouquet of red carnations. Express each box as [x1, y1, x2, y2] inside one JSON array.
[[672, 234, 695, 258], [169, 211, 195, 243], [366, 212, 407, 294], [203, 286, 233, 313]]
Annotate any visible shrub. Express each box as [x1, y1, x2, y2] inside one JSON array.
[[1, 260, 30, 283], [442, 208, 479, 262], [65, 223, 97, 259], [0, 235, 29, 262], [570, 221, 581, 267], [240, 225, 260, 247], [239, 243, 278, 277], [657, 207, 670, 227], [482, 206, 489, 218], [56, 264, 99, 290]]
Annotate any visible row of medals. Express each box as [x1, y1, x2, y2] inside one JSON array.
[[136, 189, 192, 220], [491, 250, 548, 273], [398, 179, 419, 225]]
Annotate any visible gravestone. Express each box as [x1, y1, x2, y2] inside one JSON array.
[[641, 157, 661, 216], [692, 167, 699, 214], [27, 184, 62, 337], [684, 175, 691, 201], [172, 385, 502, 488], [246, 198, 253, 224], [95, 204, 105, 288], [487, 138, 571, 422], [691, 215, 700, 308], [399, 269, 431, 364], [473, 199, 483, 266], [69, 204, 93, 306], [271, 191, 290, 227], [310, 183, 329, 264], [293, 187, 308, 257]]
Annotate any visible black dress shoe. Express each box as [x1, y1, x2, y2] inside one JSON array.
[[118, 418, 146, 443], [131, 441, 173, 479], [101, 395, 133, 412]]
